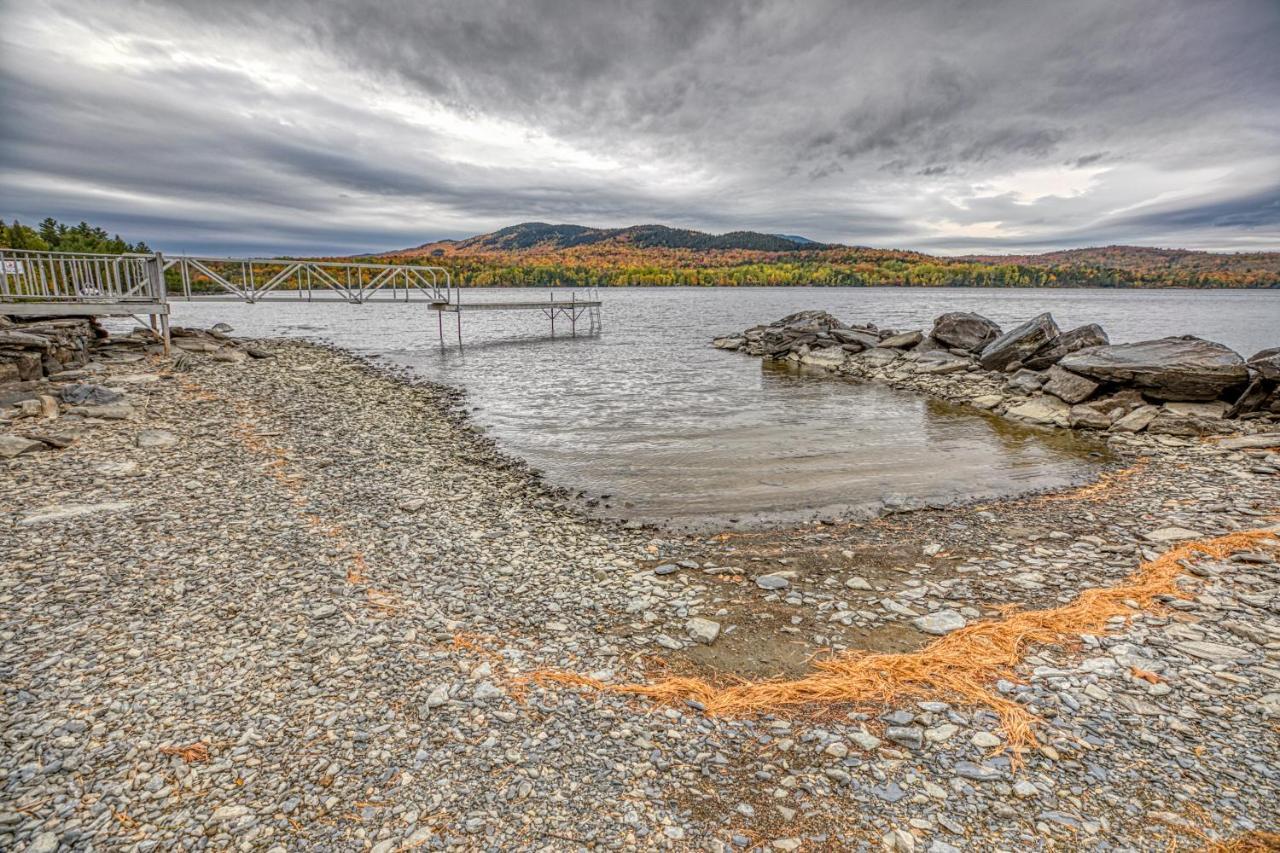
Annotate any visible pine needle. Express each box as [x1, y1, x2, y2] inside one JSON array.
[[534, 529, 1277, 754]]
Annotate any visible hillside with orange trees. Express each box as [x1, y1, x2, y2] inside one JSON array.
[[386, 223, 1279, 289]]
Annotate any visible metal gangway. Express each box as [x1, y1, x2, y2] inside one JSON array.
[[0, 248, 603, 350]]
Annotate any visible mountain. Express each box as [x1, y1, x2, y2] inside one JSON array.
[[388, 223, 1280, 289], [405, 222, 821, 255]]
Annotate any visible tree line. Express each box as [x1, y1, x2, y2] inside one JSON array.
[[1, 217, 151, 254]]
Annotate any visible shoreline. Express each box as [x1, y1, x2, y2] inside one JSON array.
[[2, 325, 1279, 849]]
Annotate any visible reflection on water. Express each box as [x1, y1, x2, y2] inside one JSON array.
[[158, 286, 1277, 530]]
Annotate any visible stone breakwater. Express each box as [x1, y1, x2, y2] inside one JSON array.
[[715, 310, 1280, 437], [3, 319, 1279, 850]]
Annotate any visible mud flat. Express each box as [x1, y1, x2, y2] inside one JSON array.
[[2, 321, 1279, 850]]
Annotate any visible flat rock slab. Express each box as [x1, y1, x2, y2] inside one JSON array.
[[18, 501, 133, 525], [1216, 433, 1280, 450], [0, 434, 44, 458], [136, 429, 179, 449], [1060, 336, 1248, 401], [60, 383, 123, 406], [913, 610, 966, 635], [1175, 640, 1251, 662], [68, 404, 135, 420], [1143, 526, 1205, 542]]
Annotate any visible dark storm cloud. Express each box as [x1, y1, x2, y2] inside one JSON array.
[[1, 0, 1278, 253]]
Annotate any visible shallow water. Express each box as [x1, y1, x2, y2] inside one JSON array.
[[165, 287, 1278, 528]]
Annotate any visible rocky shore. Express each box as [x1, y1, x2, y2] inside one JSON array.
[[714, 310, 1279, 436], [2, 318, 1279, 850]]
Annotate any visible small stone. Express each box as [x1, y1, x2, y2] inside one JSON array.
[[755, 574, 789, 590], [137, 429, 179, 449], [824, 741, 849, 758], [26, 832, 60, 853], [845, 576, 873, 590], [212, 804, 250, 821], [913, 610, 966, 635], [925, 723, 959, 743], [971, 732, 1002, 749], [685, 617, 721, 644], [1013, 780, 1039, 799], [885, 726, 923, 749], [954, 761, 1002, 781]]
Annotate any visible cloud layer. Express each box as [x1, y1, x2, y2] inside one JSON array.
[[2, 0, 1278, 254]]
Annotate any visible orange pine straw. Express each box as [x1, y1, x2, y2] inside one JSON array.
[[535, 528, 1277, 753], [159, 742, 209, 763], [1201, 831, 1280, 852]]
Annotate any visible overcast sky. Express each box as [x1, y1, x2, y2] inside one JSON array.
[[2, 0, 1278, 256]]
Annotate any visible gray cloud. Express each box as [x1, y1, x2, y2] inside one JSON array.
[[1, 0, 1277, 254]]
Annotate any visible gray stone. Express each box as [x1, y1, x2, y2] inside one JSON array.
[[59, 383, 123, 405], [685, 617, 721, 644], [1024, 323, 1110, 370], [978, 313, 1060, 372], [1174, 640, 1250, 662], [931, 312, 1002, 352], [1247, 347, 1280, 381], [0, 434, 43, 458], [880, 330, 923, 349], [1060, 336, 1248, 401], [1068, 404, 1112, 430], [1006, 369, 1046, 394], [136, 429, 179, 449], [830, 328, 880, 348], [884, 726, 923, 749], [1042, 365, 1100, 404], [26, 832, 60, 853], [755, 574, 790, 590], [915, 352, 971, 375], [1005, 396, 1070, 427], [68, 403, 134, 420], [913, 610, 966, 635], [1111, 405, 1159, 433], [1143, 526, 1204, 542], [1215, 433, 1280, 450], [954, 761, 1002, 781], [19, 501, 133, 525]]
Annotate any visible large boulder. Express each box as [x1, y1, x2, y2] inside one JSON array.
[[931, 312, 1002, 353], [1059, 336, 1248, 401], [775, 310, 847, 331], [1024, 324, 1109, 370], [978, 313, 1060, 372]]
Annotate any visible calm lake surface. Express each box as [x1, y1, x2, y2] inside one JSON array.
[[167, 287, 1279, 529]]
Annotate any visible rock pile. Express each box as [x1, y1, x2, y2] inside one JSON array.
[[1, 319, 264, 458], [0, 315, 102, 381], [714, 310, 1278, 435]]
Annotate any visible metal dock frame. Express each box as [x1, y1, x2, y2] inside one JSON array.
[[430, 285, 603, 347], [0, 247, 172, 354]]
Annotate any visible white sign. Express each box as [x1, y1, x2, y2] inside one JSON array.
[[2, 260, 24, 275]]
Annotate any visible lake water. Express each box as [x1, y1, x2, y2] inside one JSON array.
[[166, 287, 1278, 529]]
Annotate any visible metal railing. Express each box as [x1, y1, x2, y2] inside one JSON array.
[[0, 247, 165, 303], [163, 256, 452, 304]]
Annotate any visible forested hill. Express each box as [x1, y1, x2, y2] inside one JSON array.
[[391, 223, 1280, 288]]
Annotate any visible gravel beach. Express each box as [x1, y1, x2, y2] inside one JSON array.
[[3, 332, 1279, 851]]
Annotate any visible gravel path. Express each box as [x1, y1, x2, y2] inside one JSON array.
[[2, 333, 1278, 851]]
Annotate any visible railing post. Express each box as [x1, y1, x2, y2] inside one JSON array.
[[150, 252, 171, 356]]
